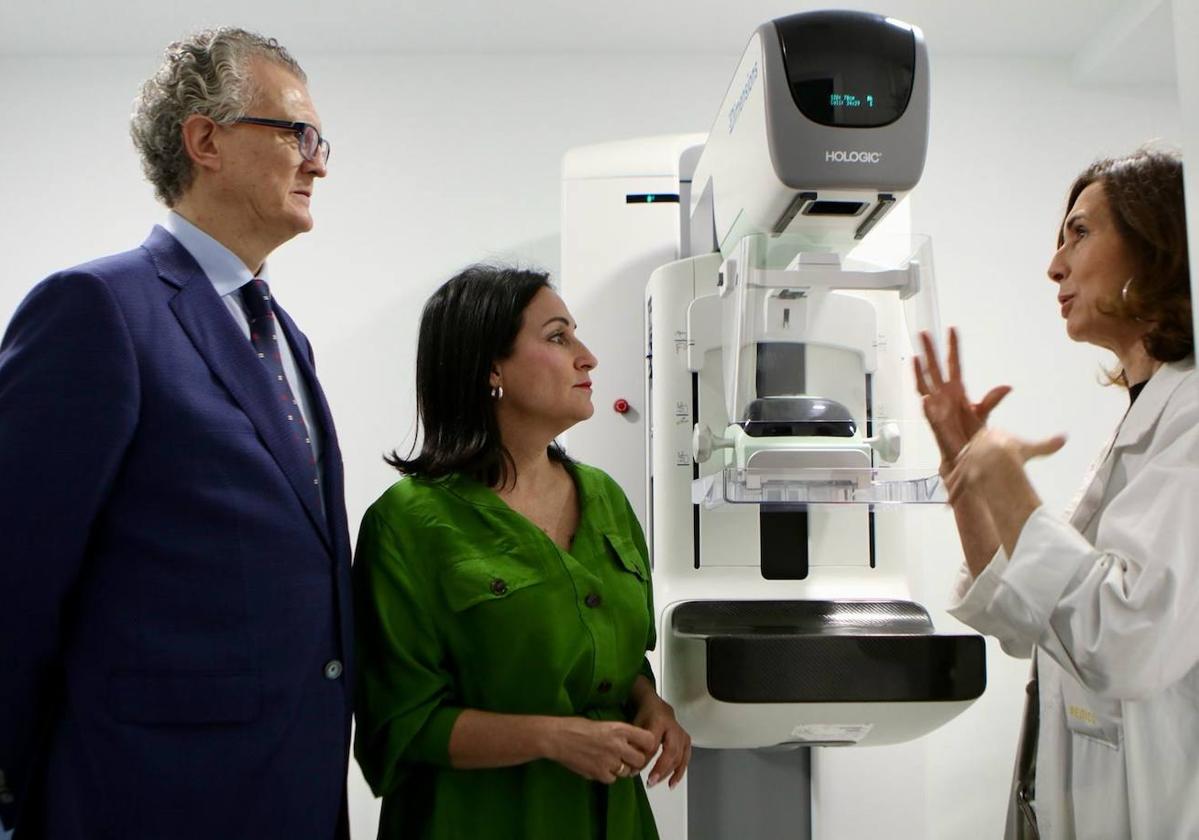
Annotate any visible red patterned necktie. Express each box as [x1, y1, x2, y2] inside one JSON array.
[[238, 278, 320, 489]]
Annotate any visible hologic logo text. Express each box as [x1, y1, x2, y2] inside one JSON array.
[[728, 62, 758, 135], [825, 150, 882, 164]]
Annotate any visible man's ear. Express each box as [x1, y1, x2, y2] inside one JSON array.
[[180, 114, 222, 174]]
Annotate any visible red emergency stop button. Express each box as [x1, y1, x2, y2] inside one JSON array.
[[613, 398, 630, 414]]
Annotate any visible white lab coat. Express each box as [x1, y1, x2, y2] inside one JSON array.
[[948, 357, 1199, 840]]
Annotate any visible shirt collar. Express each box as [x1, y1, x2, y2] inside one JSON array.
[[164, 210, 270, 297], [438, 463, 612, 553]]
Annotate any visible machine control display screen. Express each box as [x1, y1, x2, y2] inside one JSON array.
[[775, 11, 916, 129]]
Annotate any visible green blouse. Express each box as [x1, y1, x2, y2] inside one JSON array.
[[353, 462, 660, 840]]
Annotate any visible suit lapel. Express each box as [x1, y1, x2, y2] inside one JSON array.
[[143, 227, 333, 553]]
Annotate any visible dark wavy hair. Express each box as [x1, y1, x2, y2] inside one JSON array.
[[386, 264, 570, 488], [1059, 148, 1192, 376]]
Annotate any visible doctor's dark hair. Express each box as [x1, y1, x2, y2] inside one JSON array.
[[1060, 148, 1192, 367], [386, 264, 571, 487]]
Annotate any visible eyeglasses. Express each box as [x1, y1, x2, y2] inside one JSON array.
[[231, 117, 331, 165]]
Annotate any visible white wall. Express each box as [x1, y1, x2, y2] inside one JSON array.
[[0, 49, 1181, 840]]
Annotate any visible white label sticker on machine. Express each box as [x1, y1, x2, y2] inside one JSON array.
[[788, 724, 873, 744]]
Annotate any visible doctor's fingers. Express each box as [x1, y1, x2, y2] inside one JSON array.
[[947, 327, 963, 383], [973, 385, 1012, 424], [1016, 434, 1067, 463], [913, 355, 931, 396], [918, 331, 947, 388]]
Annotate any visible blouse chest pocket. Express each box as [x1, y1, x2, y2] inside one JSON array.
[[604, 533, 649, 582], [440, 553, 547, 613]]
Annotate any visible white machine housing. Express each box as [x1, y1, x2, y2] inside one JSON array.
[[645, 231, 978, 752], [690, 10, 930, 256], [561, 11, 983, 840]]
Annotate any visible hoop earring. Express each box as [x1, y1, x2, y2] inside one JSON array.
[[491, 385, 504, 400], [1121, 277, 1148, 322]]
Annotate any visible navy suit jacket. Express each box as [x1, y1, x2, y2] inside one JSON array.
[[0, 227, 353, 840]]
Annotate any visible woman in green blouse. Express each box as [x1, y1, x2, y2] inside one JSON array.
[[353, 265, 691, 839]]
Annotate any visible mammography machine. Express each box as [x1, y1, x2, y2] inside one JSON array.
[[561, 11, 986, 839]]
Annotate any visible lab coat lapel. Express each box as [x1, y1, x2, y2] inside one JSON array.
[[1066, 360, 1192, 536], [1065, 430, 1119, 535], [1112, 359, 1192, 449], [144, 227, 334, 553]]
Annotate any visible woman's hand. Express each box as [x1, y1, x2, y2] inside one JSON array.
[[943, 426, 1065, 559], [913, 328, 1011, 465], [542, 716, 659, 785], [944, 427, 1066, 505], [632, 691, 692, 789]]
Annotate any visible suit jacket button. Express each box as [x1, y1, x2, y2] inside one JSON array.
[[323, 659, 343, 680], [584, 593, 602, 608], [597, 679, 613, 694], [490, 578, 508, 596]]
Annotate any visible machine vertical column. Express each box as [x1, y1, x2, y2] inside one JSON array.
[[688, 748, 811, 840]]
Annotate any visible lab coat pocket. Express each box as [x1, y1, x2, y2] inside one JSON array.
[[1059, 678, 1123, 750], [604, 533, 648, 581], [440, 553, 547, 613]]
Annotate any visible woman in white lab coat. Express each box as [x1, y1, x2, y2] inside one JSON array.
[[914, 148, 1196, 840]]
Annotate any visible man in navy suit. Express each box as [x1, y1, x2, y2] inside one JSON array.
[[0, 28, 352, 839]]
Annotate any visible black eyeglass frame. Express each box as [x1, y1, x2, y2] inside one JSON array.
[[231, 117, 331, 165]]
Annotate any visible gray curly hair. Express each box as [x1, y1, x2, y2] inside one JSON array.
[[130, 28, 306, 206]]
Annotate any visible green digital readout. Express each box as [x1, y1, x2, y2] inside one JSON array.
[[829, 93, 875, 108]]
